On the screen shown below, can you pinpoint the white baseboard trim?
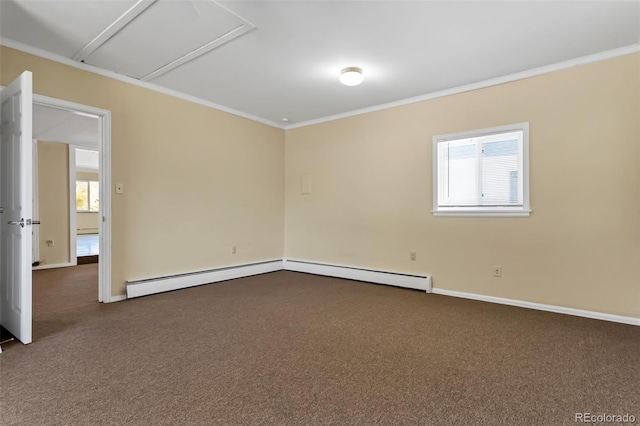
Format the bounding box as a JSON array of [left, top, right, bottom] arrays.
[[432, 288, 640, 326], [121, 257, 636, 326], [283, 259, 432, 292], [32, 262, 75, 271], [126, 259, 284, 298]]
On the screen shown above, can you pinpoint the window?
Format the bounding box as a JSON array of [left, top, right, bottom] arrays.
[[76, 181, 100, 212], [432, 122, 530, 217]]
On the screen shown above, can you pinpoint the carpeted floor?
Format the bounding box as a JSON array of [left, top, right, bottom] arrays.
[[0, 264, 99, 347], [0, 268, 638, 425]]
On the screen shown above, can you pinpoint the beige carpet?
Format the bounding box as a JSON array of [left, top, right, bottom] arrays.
[[1, 268, 638, 425]]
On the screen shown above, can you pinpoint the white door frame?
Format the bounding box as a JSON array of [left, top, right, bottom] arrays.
[[32, 95, 113, 303], [68, 146, 78, 268], [32, 139, 40, 265]]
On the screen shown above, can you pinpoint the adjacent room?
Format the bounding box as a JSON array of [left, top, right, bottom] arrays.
[[0, 1, 638, 425], [75, 149, 101, 262], [28, 105, 102, 319]]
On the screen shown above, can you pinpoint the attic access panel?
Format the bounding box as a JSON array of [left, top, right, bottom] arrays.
[[82, 0, 254, 81], [0, 0, 139, 58]]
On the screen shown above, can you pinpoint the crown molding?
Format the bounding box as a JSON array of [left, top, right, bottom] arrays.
[[286, 43, 640, 130], [3, 38, 638, 132]]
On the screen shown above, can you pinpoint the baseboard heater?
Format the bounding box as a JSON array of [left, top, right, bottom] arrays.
[[126, 259, 284, 298], [283, 259, 432, 293]]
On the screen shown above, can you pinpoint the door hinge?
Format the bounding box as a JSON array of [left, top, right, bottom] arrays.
[[0, 207, 3, 214]]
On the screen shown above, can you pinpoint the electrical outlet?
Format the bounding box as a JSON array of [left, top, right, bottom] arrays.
[[115, 183, 124, 194], [493, 266, 502, 277], [410, 251, 417, 261], [232, 245, 237, 255]]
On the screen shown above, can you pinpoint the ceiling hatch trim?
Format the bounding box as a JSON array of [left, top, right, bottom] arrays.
[[141, 23, 253, 82], [72, 0, 157, 63], [71, 0, 256, 82], [1, 37, 280, 129]]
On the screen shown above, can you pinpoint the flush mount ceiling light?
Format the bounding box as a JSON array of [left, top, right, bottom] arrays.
[[339, 67, 364, 86]]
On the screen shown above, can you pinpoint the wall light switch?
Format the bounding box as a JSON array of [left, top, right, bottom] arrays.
[[115, 183, 124, 194]]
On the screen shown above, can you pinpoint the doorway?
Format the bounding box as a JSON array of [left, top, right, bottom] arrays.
[[31, 95, 112, 304], [0, 78, 113, 351]]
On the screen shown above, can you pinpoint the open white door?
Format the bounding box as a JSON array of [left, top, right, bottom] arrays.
[[0, 71, 33, 346]]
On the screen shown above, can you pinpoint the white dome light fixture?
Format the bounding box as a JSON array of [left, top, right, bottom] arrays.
[[339, 67, 364, 86]]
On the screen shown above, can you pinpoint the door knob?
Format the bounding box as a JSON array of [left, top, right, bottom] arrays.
[[8, 218, 24, 228]]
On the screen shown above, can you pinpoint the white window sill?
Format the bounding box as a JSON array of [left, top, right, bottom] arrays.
[[432, 209, 532, 217]]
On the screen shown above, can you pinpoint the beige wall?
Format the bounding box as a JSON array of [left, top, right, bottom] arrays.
[[1, 46, 285, 296], [4, 45, 638, 318], [76, 171, 98, 180], [285, 54, 640, 318], [76, 171, 99, 234], [37, 142, 70, 265]]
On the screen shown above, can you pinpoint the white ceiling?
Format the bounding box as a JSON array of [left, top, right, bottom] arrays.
[[33, 104, 99, 150], [2, 1, 639, 128], [76, 148, 100, 172]]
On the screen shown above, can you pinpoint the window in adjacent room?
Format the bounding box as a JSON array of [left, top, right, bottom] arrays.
[[76, 180, 100, 212], [432, 122, 530, 217]]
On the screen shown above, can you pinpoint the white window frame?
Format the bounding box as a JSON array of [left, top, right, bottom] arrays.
[[76, 179, 100, 213], [432, 122, 531, 217]]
